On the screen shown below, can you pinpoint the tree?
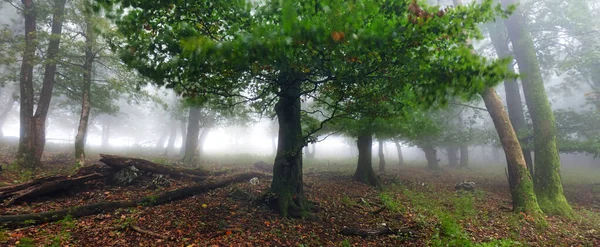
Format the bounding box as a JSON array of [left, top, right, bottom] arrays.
[[16, 0, 68, 169], [502, 0, 573, 217], [98, 0, 512, 217]]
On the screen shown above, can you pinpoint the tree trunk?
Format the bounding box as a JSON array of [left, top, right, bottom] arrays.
[[480, 87, 544, 222], [354, 134, 379, 186], [459, 145, 469, 168], [17, 0, 67, 169], [179, 119, 187, 157], [502, 0, 573, 217], [421, 146, 439, 170], [447, 146, 459, 168], [304, 143, 315, 160], [271, 75, 307, 218], [0, 97, 15, 138], [75, 12, 94, 166], [155, 127, 168, 150], [101, 117, 110, 148], [164, 121, 177, 155], [378, 140, 385, 172], [394, 140, 404, 166], [488, 18, 534, 177], [182, 107, 200, 165], [196, 127, 210, 163], [99, 154, 213, 179], [16, 0, 37, 169]]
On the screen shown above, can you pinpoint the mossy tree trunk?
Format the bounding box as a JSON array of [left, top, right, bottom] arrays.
[[421, 145, 439, 170], [354, 134, 379, 187], [378, 140, 385, 173], [480, 87, 545, 222], [182, 107, 200, 165], [502, 0, 573, 217], [393, 140, 404, 166], [488, 19, 534, 177], [271, 74, 307, 218]]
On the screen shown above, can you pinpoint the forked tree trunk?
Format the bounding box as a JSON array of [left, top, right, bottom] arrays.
[[354, 134, 379, 186], [488, 19, 534, 177], [164, 121, 177, 155], [271, 75, 306, 218], [17, 0, 68, 169], [393, 140, 404, 166], [480, 87, 544, 222], [182, 107, 200, 165], [378, 140, 385, 172], [503, 0, 573, 217], [447, 146, 459, 168], [421, 146, 439, 170], [75, 12, 95, 166]]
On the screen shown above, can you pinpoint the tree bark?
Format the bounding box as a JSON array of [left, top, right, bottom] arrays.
[[164, 120, 177, 155], [488, 19, 534, 177], [271, 74, 307, 218], [0, 172, 268, 229], [447, 146, 459, 168], [75, 11, 95, 166], [353, 134, 379, 187], [502, 0, 573, 217], [378, 140, 385, 172], [182, 107, 200, 165], [421, 145, 439, 170], [17, 0, 68, 169], [480, 87, 544, 222], [394, 140, 404, 166], [16, 0, 37, 169]]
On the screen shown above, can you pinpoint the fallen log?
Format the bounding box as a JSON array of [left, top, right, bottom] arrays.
[[0, 172, 268, 229], [99, 154, 213, 179], [2, 173, 103, 206], [340, 227, 394, 237], [0, 175, 64, 194]]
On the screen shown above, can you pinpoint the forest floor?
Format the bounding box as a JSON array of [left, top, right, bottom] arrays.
[[0, 153, 599, 246]]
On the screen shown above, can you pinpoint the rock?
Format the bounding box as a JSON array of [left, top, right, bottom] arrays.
[[455, 180, 475, 191], [249, 177, 259, 185], [253, 161, 272, 173], [146, 174, 171, 189], [110, 166, 141, 186]]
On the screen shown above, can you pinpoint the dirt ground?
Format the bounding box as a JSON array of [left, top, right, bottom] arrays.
[[0, 154, 599, 246]]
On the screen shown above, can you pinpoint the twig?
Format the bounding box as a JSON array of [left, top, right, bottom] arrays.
[[130, 224, 174, 241]]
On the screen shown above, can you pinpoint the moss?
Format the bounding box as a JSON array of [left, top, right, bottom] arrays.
[[511, 164, 547, 226]]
